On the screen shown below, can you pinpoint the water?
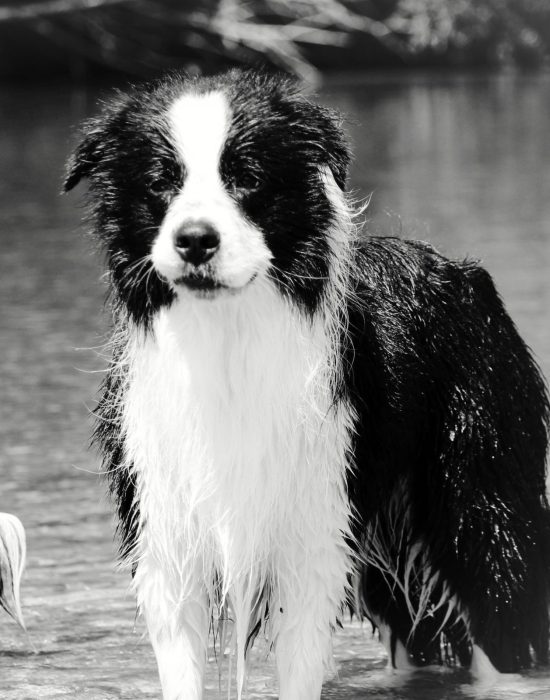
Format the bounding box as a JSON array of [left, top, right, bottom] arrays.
[[1, 74, 549, 699]]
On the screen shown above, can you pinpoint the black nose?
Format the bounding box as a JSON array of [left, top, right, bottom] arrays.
[[174, 220, 220, 266]]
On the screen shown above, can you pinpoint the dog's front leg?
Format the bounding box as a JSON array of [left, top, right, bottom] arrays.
[[135, 550, 209, 700], [274, 537, 349, 700]]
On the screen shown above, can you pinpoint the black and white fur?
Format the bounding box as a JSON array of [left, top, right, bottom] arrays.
[[65, 70, 550, 699]]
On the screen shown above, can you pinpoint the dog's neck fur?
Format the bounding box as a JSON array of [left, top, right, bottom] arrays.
[[121, 266, 354, 688]]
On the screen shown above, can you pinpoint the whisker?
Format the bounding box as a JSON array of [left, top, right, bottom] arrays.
[[117, 255, 153, 287], [144, 265, 157, 302], [135, 260, 155, 289]]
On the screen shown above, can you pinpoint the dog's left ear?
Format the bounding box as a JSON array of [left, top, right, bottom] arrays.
[[288, 98, 351, 191], [316, 107, 351, 191]]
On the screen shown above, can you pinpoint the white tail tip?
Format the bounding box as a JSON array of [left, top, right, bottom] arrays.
[[0, 512, 26, 629]]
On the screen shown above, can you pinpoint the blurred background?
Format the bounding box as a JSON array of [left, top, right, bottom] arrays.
[[1, 1, 550, 698], [2, 0, 550, 81]]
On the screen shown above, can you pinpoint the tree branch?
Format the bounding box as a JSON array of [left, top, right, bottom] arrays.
[[0, 0, 131, 22]]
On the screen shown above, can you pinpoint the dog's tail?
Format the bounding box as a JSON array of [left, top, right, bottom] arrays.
[[0, 512, 26, 628]]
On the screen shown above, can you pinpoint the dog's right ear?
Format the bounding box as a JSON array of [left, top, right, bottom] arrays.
[[64, 119, 105, 192], [64, 91, 132, 192]]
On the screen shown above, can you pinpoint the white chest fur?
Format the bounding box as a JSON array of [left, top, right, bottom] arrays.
[[121, 281, 354, 612]]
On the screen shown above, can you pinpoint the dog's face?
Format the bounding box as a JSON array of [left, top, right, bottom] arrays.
[[65, 71, 350, 324]]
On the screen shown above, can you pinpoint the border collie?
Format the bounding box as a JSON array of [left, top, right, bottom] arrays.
[[65, 70, 550, 699]]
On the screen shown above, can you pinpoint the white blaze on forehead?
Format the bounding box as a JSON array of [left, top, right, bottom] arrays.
[[168, 90, 230, 178], [153, 88, 272, 290]]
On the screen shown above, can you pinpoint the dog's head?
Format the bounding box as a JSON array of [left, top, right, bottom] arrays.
[[65, 70, 351, 323]]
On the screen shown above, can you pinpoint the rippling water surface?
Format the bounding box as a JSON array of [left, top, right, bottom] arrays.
[[1, 74, 550, 698]]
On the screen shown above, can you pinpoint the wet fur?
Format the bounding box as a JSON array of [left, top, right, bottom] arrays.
[[66, 69, 550, 698]]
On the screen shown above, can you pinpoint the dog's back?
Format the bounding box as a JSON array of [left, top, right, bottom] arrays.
[[347, 237, 550, 671]]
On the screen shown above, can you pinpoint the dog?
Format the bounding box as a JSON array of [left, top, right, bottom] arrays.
[[65, 69, 550, 699]]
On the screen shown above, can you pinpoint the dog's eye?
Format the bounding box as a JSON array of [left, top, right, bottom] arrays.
[[234, 172, 262, 193], [148, 178, 173, 197], [149, 179, 164, 193]]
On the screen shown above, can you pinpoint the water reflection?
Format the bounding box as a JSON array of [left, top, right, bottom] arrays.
[[1, 74, 549, 698]]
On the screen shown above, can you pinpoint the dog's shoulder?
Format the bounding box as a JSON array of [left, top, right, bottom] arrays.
[[349, 235, 510, 335], [352, 235, 493, 299], [346, 234, 547, 415]]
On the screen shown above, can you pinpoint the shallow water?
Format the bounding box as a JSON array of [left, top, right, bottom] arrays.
[[1, 74, 549, 698]]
